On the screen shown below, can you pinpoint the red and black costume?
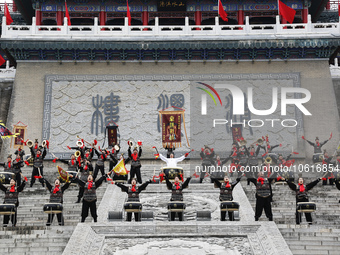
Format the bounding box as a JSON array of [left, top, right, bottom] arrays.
[[43, 178, 70, 226], [93, 149, 107, 180], [75, 175, 107, 222], [0, 180, 26, 226], [214, 178, 240, 221], [30, 147, 47, 187], [128, 147, 142, 184], [115, 180, 151, 221], [12, 157, 25, 186], [286, 178, 320, 224], [199, 147, 215, 183], [305, 139, 328, 154], [76, 160, 94, 203], [248, 176, 276, 221], [165, 175, 191, 221]]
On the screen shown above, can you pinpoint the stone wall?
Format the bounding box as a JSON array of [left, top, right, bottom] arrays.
[[1, 60, 339, 160], [0, 81, 13, 155]]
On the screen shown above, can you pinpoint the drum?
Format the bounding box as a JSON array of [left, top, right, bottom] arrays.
[[297, 202, 316, 213], [312, 153, 323, 163], [0, 204, 16, 215], [220, 201, 240, 212], [167, 201, 186, 212], [0, 172, 14, 184], [43, 203, 63, 214], [210, 171, 225, 183], [124, 202, 142, 212], [162, 167, 184, 181], [112, 173, 128, 183]]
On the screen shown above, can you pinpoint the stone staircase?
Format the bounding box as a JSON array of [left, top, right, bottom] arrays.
[[242, 179, 340, 255], [0, 166, 107, 255]]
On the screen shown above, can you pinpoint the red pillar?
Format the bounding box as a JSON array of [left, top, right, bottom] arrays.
[[100, 10, 106, 25], [195, 10, 201, 30], [142, 10, 149, 26], [36, 9, 42, 25], [302, 8, 308, 23], [238, 10, 244, 25], [57, 10, 63, 25], [326, 1, 330, 10], [195, 10, 201, 25]]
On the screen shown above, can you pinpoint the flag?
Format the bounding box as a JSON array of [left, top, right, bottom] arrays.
[[218, 0, 228, 22], [0, 55, 5, 66], [0, 122, 16, 138], [112, 158, 128, 175], [65, 1, 71, 26], [278, 0, 296, 24], [4, 3, 13, 25], [127, 0, 131, 26], [57, 165, 69, 182]]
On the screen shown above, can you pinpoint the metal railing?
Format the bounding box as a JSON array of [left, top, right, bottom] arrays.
[[2, 14, 340, 40]]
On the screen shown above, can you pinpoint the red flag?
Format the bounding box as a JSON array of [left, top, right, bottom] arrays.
[[0, 55, 5, 66], [4, 3, 13, 25], [218, 0, 228, 22], [279, 0, 296, 24], [65, 1, 71, 26], [127, 0, 131, 26]]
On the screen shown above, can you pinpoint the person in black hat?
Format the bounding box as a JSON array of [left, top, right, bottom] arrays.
[[128, 143, 143, 184], [14, 145, 25, 160], [114, 177, 152, 221], [248, 171, 279, 221], [12, 154, 27, 186], [75, 171, 112, 223], [302, 135, 330, 154], [42, 177, 71, 226], [199, 146, 215, 183], [30, 145, 47, 187], [165, 173, 192, 221], [0, 154, 13, 172], [284, 176, 321, 224], [0, 177, 26, 227], [214, 175, 241, 221], [92, 146, 108, 181]]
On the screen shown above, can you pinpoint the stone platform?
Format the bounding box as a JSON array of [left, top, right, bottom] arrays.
[[63, 182, 292, 255]]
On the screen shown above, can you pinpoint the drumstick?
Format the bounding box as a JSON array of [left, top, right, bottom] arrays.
[[152, 146, 159, 154]]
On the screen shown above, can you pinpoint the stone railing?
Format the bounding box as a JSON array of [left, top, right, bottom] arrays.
[[0, 61, 16, 81], [330, 58, 340, 78], [2, 14, 340, 40]]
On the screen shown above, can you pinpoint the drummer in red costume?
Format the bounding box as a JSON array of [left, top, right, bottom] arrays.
[[114, 178, 152, 221], [42, 177, 71, 226], [0, 177, 26, 227], [285, 177, 321, 224]]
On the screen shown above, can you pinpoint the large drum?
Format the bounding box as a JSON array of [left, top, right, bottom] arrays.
[[112, 173, 128, 183], [124, 202, 142, 212], [0, 204, 16, 215], [312, 153, 323, 164], [0, 172, 14, 184], [167, 201, 186, 212], [43, 203, 63, 214], [162, 167, 183, 181], [220, 201, 240, 212], [297, 202, 316, 213]]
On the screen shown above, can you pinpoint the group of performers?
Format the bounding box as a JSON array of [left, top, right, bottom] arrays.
[[0, 133, 339, 226]]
